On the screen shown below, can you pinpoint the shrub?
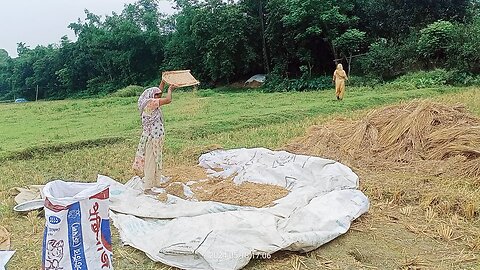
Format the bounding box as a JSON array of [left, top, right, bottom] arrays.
[[110, 85, 145, 97], [389, 69, 449, 88], [264, 75, 333, 92], [417, 20, 454, 64]]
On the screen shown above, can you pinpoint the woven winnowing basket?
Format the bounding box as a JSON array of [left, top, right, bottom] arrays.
[[162, 70, 200, 87]]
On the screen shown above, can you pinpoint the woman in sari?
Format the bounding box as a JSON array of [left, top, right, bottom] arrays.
[[132, 80, 176, 193], [333, 63, 348, 100]]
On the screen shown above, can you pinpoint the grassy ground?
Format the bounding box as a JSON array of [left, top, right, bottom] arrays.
[[0, 85, 468, 160], [0, 86, 479, 269]]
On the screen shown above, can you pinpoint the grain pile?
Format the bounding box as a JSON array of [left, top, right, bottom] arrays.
[[163, 165, 209, 184], [164, 182, 187, 199], [287, 100, 480, 178], [191, 179, 289, 208], [0, 226, 10, 250], [160, 166, 289, 207]]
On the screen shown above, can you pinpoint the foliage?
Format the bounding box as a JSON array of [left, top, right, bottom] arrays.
[[265, 0, 359, 75], [353, 0, 469, 38], [110, 85, 145, 97], [447, 15, 480, 74], [333, 29, 367, 57], [0, 85, 470, 160], [264, 76, 327, 92], [417, 20, 455, 66], [0, 0, 478, 99], [346, 75, 381, 87], [389, 69, 450, 89], [355, 35, 419, 80], [164, 0, 260, 83]]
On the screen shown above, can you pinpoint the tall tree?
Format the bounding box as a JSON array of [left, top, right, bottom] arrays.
[[354, 0, 470, 39], [0, 49, 13, 99], [165, 0, 260, 83], [265, 0, 359, 75]]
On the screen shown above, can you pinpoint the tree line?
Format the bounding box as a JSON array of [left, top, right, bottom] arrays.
[[1, 0, 479, 100]]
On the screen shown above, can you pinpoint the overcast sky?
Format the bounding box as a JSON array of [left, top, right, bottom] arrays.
[[0, 0, 174, 58]]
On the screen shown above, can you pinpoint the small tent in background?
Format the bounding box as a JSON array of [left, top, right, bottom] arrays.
[[245, 74, 266, 88]]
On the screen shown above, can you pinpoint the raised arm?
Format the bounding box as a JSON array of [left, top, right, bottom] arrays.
[[159, 84, 176, 106], [159, 80, 165, 91]]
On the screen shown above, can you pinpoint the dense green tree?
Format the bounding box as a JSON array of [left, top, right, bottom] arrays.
[[0, 50, 13, 99], [264, 0, 363, 76], [354, 0, 470, 39], [448, 15, 480, 74], [417, 20, 455, 67], [0, 0, 478, 99], [164, 0, 260, 83], [333, 29, 366, 75]]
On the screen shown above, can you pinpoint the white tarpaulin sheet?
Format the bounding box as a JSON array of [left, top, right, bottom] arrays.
[[101, 148, 369, 270], [0, 251, 15, 270]]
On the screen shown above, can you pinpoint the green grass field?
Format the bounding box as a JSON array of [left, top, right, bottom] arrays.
[[0, 85, 479, 269], [0, 85, 472, 160]]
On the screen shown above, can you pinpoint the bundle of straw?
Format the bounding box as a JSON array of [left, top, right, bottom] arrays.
[[287, 100, 480, 177]]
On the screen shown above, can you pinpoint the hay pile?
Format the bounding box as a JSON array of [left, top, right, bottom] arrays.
[[287, 101, 480, 178]]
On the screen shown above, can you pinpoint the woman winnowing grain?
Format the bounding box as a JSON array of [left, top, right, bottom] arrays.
[[132, 80, 177, 194], [333, 63, 348, 100]]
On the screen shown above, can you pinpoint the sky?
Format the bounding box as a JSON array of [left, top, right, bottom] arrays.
[[0, 0, 174, 58]]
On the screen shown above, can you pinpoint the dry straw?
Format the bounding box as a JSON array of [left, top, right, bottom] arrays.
[[286, 100, 480, 220], [436, 223, 454, 241], [287, 100, 480, 178]]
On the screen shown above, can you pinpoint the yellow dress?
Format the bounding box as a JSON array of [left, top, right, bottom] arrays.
[[333, 66, 348, 100]]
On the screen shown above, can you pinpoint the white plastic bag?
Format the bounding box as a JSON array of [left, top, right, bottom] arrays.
[[42, 180, 113, 270]]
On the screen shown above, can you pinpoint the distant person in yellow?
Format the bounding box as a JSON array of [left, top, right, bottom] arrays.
[[333, 63, 348, 100], [132, 80, 176, 194]]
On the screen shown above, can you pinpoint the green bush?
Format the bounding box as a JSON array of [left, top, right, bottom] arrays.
[[417, 20, 455, 62], [445, 70, 480, 85], [69, 89, 111, 99], [263, 69, 479, 93], [286, 76, 333, 91], [264, 75, 383, 92], [388, 69, 450, 88], [264, 75, 333, 92], [447, 17, 480, 74], [263, 72, 289, 92], [110, 85, 145, 97], [356, 34, 419, 80]]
